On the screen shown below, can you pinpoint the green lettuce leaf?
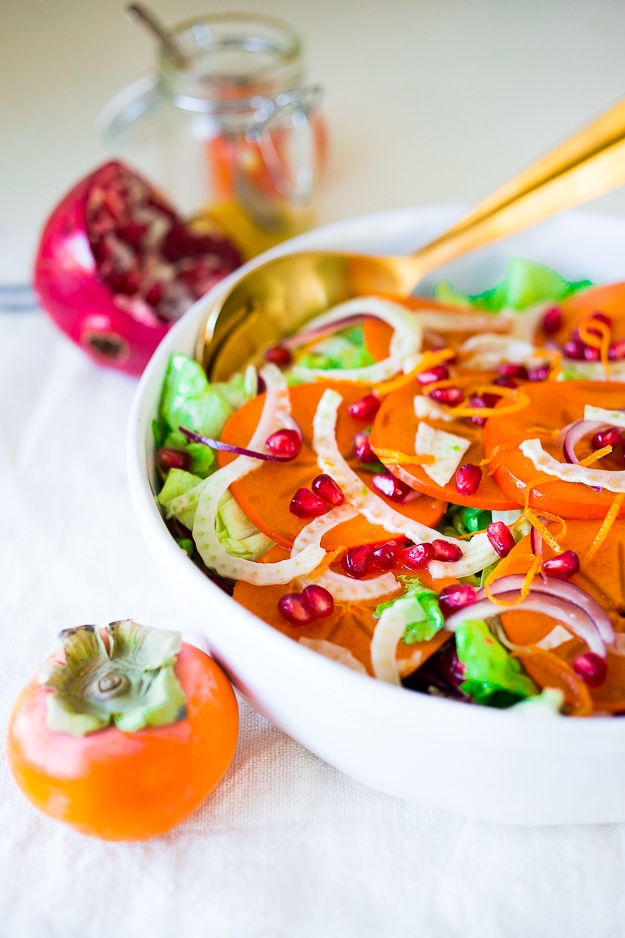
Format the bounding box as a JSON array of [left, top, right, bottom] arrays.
[[375, 575, 444, 644], [455, 618, 538, 706], [434, 258, 592, 312]]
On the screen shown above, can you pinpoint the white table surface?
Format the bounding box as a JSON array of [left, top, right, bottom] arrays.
[[3, 1, 625, 936]]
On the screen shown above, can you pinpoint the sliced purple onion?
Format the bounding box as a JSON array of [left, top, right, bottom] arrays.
[[477, 574, 614, 646], [179, 425, 301, 462], [445, 591, 606, 658], [562, 419, 606, 465], [281, 314, 374, 350]]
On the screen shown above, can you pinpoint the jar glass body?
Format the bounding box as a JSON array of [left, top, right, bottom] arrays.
[[99, 14, 327, 254]]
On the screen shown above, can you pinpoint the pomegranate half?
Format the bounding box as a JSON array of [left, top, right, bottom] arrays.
[[34, 161, 242, 376]]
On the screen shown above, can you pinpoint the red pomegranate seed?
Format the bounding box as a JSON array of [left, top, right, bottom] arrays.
[[431, 540, 463, 563], [290, 488, 328, 518], [371, 473, 411, 502], [416, 364, 450, 385], [277, 592, 314, 626], [302, 584, 334, 618], [589, 312, 612, 328], [370, 541, 399, 571], [429, 386, 464, 405], [563, 339, 586, 360], [347, 393, 380, 421], [498, 362, 528, 380], [583, 345, 600, 362], [528, 364, 550, 382], [312, 473, 344, 506], [155, 447, 191, 472], [353, 431, 377, 463], [265, 429, 302, 459], [455, 463, 482, 496], [572, 652, 607, 688], [438, 583, 477, 617], [486, 520, 515, 558], [541, 305, 563, 335], [609, 339, 625, 361], [493, 374, 517, 389], [401, 542, 435, 569], [341, 544, 374, 578], [264, 344, 292, 366], [592, 426, 623, 450], [541, 550, 580, 580]]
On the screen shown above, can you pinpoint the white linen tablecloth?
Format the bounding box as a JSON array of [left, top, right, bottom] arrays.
[[1, 287, 625, 938]]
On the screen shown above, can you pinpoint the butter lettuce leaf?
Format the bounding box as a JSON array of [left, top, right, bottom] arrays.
[[455, 618, 538, 706]]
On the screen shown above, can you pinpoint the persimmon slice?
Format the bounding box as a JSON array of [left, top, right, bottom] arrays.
[[218, 380, 446, 548], [368, 380, 518, 510], [233, 545, 455, 677], [483, 380, 625, 519]]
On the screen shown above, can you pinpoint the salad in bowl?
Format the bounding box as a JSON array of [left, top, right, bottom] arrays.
[[128, 206, 625, 824]]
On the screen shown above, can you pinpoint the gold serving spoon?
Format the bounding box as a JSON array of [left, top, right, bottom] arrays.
[[199, 96, 625, 380]]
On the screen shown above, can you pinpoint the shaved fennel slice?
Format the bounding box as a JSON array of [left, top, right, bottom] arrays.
[[520, 438, 625, 492], [584, 405, 625, 429], [192, 365, 324, 583], [298, 638, 368, 673], [370, 598, 416, 684], [290, 296, 423, 383], [313, 388, 497, 576], [292, 504, 400, 600]]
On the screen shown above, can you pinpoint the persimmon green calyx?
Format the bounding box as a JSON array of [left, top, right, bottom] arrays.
[[39, 620, 187, 737]]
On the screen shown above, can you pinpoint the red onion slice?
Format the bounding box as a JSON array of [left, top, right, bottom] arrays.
[[445, 591, 606, 658], [477, 574, 614, 645], [281, 314, 373, 350], [562, 419, 606, 465], [179, 425, 301, 462]]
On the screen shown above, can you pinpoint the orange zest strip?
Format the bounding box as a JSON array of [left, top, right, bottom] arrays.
[[305, 546, 346, 581], [418, 380, 531, 419], [373, 348, 455, 398], [483, 552, 541, 606], [523, 508, 565, 553], [584, 492, 625, 564], [372, 447, 435, 466], [578, 444, 613, 467], [577, 316, 611, 381]]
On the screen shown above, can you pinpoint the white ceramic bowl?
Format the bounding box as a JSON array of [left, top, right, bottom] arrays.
[[128, 205, 625, 826]]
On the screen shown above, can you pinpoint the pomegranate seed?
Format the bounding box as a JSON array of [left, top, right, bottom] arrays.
[[493, 374, 517, 389], [541, 550, 580, 580], [528, 364, 550, 382], [353, 431, 377, 463], [486, 520, 515, 558], [608, 339, 625, 361], [347, 393, 380, 421], [583, 345, 600, 362], [370, 541, 399, 571], [438, 583, 477, 617], [455, 463, 482, 496], [563, 339, 586, 360], [341, 544, 373, 578], [429, 386, 464, 405], [371, 473, 411, 502], [541, 305, 563, 335], [498, 362, 528, 380], [302, 584, 334, 618], [592, 426, 623, 450], [572, 652, 607, 688], [469, 393, 500, 426], [401, 542, 435, 569], [290, 488, 328, 518], [416, 364, 450, 385], [264, 344, 292, 366], [431, 540, 463, 563], [145, 282, 163, 305], [265, 429, 302, 459], [312, 473, 344, 506], [277, 592, 314, 626], [155, 447, 191, 472]]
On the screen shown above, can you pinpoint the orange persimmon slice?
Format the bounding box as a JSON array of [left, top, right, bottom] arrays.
[[218, 380, 446, 549], [369, 379, 518, 510], [483, 380, 625, 519]]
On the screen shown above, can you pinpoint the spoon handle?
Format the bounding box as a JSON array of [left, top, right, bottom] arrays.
[[411, 98, 625, 279]]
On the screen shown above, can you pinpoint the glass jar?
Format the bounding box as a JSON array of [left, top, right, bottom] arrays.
[[97, 13, 327, 257]]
